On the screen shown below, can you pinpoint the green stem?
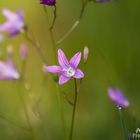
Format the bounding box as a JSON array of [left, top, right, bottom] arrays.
[[24, 29, 47, 63], [43, 6, 66, 139], [56, 0, 88, 46], [0, 114, 30, 132], [18, 85, 35, 139], [50, 30, 57, 64], [16, 60, 35, 139], [69, 79, 78, 140], [56, 84, 67, 139], [50, 5, 57, 30], [118, 107, 128, 140]]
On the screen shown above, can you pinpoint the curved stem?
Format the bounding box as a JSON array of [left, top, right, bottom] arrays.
[[50, 5, 57, 30], [16, 60, 35, 140], [0, 114, 30, 132], [69, 79, 78, 140], [56, 0, 88, 46], [24, 29, 47, 64], [56, 84, 67, 139]]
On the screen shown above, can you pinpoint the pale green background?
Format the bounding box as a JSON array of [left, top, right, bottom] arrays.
[[0, 0, 140, 140]]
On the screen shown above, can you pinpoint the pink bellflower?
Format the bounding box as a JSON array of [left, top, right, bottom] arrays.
[[0, 46, 20, 80], [108, 88, 130, 108], [44, 49, 84, 85], [0, 8, 25, 37]]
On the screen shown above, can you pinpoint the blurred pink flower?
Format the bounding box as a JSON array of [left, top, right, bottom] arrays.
[[0, 8, 25, 37], [0, 46, 20, 80], [108, 88, 129, 108]]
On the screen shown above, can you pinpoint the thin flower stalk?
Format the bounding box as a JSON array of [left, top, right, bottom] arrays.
[[56, 0, 89, 46], [42, 8, 67, 139], [69, 79, 78, 140], [0, 113, 30, 132], [118, 108, 128, 140], [15, 58, 35, 140], [50, 5, 57, 30], [108, 88, 129, 140]]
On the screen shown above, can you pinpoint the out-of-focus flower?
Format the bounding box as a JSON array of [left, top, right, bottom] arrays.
[[44, 49, 84, 85], [0, 46, 20, 80], [83, 46, 89, 63], [0, 8, 25, 37], [20, 44, 28, 60], [107, 88, 130, 108], [40, 0, 56, 6]]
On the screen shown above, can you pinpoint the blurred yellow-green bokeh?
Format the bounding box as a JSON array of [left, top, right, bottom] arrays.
[[0, 0, 140, 140]]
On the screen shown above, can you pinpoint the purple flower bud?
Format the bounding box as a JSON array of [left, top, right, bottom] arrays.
[[83, 46, 89, 63], [20, 44, 28, 60], [108, 88, 130, 108], [40, 0, 56, 6], [0, 8, 25, 37]]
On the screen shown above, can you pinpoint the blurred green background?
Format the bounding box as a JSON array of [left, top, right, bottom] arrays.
[[0, 0, 140, 140]]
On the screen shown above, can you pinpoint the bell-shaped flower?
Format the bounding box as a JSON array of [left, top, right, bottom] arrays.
[[0, 8, 25, 37], [108, 88, 129, 108], [0, 46, 20, 80], [44, 49, 84, 85]]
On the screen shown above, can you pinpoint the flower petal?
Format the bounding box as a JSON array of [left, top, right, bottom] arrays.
[[108, 88, 129, 108], [0, 22, 20, 37], [0, 61, 20, 80], [17, 10, 24, 20], [0, 22, 11, 32], [2, 9, 17, 21], [73, 69, 84, 79], [70, 52, 81, 68], [43, 65, 61, 74], [59, 75, 70, 85], [58, 49, 69, 68]]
